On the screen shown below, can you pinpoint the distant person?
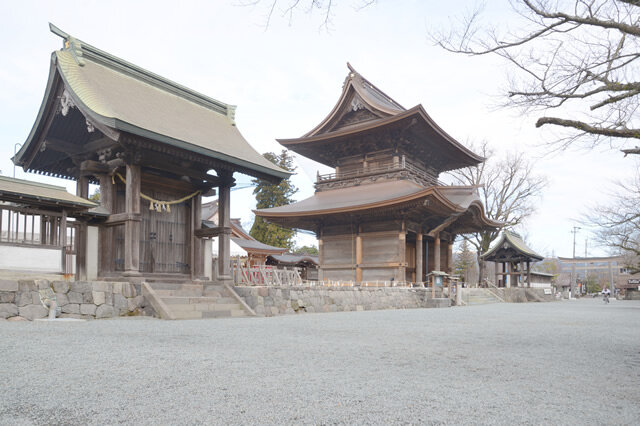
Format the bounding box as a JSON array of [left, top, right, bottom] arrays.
[[602, 287, 610, 304]]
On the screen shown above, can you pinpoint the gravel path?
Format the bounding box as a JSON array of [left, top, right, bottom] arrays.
[[1, 298, 639, 425]]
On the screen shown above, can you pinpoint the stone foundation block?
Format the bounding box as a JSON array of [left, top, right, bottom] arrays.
[[52, 281, 69, 294], [35, 279, 50, 290], [92, 291, 105, 306], [80, 304, 97, 316], [18, 280, 36, 292], [112, 282, 122, 294], [62, 304, 80, 314], [96, 304, 115, 318], [113, 294, 127, 311], [0, 303, 19, 319], [55, 293, 69, 307], [68, 292, 83, 304], [0, 280, 18, 292], [92, 282, 110, 292], [83, 292, 94, 303], [121, 283, 136, 298], [71, 281, 92, 293], [0, 292, 15, 303], [19, 304, 48, 320]]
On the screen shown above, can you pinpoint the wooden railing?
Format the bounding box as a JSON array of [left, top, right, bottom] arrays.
[[231, 262, 303, 286], [316, 159, 443, 186]]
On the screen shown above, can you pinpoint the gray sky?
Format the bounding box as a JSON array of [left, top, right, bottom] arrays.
[[1, 0, 636, 257]]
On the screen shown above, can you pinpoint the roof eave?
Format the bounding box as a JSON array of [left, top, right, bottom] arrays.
[[14, 53, 61, 170]]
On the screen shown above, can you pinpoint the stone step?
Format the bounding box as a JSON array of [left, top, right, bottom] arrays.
[[154, 289, 204, 297], [202, 310, 246, 318], [148, 282, 204, 291], [173, 311, 204, 320], [168, 302, 244, 313], [161, 296, 237, 305]]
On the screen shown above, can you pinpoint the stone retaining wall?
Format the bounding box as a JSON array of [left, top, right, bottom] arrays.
[[0, 279, 148, 321], [501, 288, 556, 303], [233, 286, 445, 317]]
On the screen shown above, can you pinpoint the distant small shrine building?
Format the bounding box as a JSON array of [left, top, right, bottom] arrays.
[[12, 24, 288, 282], [255, 65, 499, 284], [481, 231, 544, 288]]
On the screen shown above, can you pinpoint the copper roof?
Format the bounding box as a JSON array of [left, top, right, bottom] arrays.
[[482, 231, 544, 262], [277, 64, 483, 171], [254, 180, 500, 232]]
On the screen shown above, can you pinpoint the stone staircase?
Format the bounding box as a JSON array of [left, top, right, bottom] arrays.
[[462, 288, 504, 306], [143, 281, 253, 320]]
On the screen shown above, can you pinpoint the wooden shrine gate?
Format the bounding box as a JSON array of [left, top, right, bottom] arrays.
[[112, 181, 191, 274]]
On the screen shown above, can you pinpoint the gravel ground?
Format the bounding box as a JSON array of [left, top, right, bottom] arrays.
[[1, 298, 639, 425]]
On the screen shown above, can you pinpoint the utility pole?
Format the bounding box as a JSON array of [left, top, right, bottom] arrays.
[[571, 226, 581, 298]]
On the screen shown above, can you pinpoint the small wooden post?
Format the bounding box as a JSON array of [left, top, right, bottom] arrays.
[[76, 176, 89, 199], [434, 233, 441, 272], [99, 173, 114, 276], [447, 239, 454, 274], [192, 193, 204, 279], [60, 211, 67, 272], [398, 220, 406, 282], [355, 224, 363, 284], [217, 172, 233, 280], [124, 164, 141, 275], [318, 226, 324, 282], [416, 232, 423, 285]]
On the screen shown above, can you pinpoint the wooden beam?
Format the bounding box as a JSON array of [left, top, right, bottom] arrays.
[[43, 138, 82, 155], [194, 226, 232, 238], [426, 213, 462, 238]]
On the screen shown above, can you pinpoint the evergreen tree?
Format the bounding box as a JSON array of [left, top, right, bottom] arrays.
[[453, 239, 475, 285], [250, 150, 298, 249]]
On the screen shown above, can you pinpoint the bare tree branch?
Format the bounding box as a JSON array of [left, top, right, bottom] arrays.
[[432, 0, 640, 151], [448, 141, 548, 284]]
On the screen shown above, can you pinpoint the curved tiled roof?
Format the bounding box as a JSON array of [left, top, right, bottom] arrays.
[[15, 24, 289, 181], [482, 231, 544, 262]]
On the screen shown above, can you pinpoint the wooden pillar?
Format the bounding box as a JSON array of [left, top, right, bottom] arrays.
[[217, 172, 233, 280], [124, 164, 141, 275], [76, 176, 89, 199], [397, 220, 406, 283], [40, 216, 47, 245], [495, 262, 500, 288], [192, 193, 204, 279], [447, 239, 454, 274], [75, 221, 87, 280], [98, 174, 114, 275], [318, 230, 324, 282], [60, 211, 67, 273], [416, 232, 423, 285], [49, 216, 57, 245], [506, 262, 512, 288], [527, 261, 531, 288], [434, 233, 441, 272], [355, 224, 363, 284]]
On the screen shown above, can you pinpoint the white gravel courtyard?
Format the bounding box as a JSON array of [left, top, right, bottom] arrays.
[[1, 298, 639, 425]]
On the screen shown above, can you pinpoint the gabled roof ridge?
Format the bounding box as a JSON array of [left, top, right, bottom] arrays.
[[346, 62, 406, 112], [49, 23, 234, 118]]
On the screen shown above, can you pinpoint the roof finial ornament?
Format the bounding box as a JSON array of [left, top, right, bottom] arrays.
[[49, 23, 85, 66]]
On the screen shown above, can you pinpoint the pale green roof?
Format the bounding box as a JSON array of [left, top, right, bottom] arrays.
[[16, 24, 289, 181], [481, 230, 544, 262], [0, 176, 97, 209]]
